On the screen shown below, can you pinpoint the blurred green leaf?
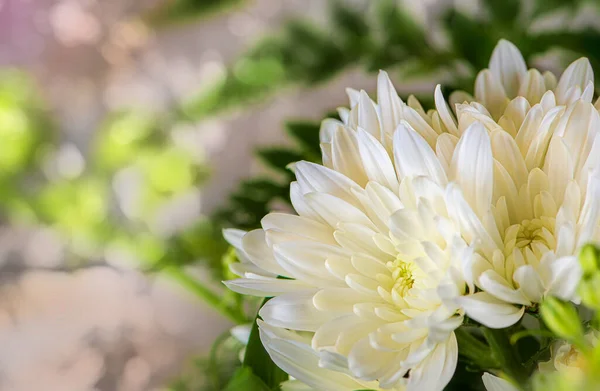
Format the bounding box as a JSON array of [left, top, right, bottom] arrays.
[[224, 367, 271, 391], [147, 0, 246, 26], [242, 298, 288, 389], [257, 148, 303, 176], [443, 10, 498, 71], [482, 0, 521, 26], [284, 120, 321, 160]]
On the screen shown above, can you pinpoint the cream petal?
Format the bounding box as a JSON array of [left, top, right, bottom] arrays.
[[313, 288, 372, 314], [542, 255, 582, 301], [330, 125, 369, 185], [445, 184, 502, 254], [450, 122, 494, 218], [261, 213, 336, 245], [305, 192, 374, 229], [377, 71, 404, 142], [515, 104, 544, 156], [489, 39, 527, 98], [407, 333, 457, 391], [459, 292, 525, 328], [243, 229, 289, 276], [475, 69, 509, 120], [224, 277, 313, 296], [434, 84, 459, 136], [273, 240, 348, 286], [259, 321, 373, 391], [290, 182, 324, 223], [544, 137, 574, 207], [491, 129, 529, 188], [295, 161, 362, 206], [518, 69, 547, 105], [482, 373, 519, 391], [334, 223, 391, 259], [393, 121, 448, 185], [578, 168, 600, 245], [436, 133, 459, 173], [260, 292, 332, 332], [555, 57, 594, 105], [357, 128, 399, 191], [513, 265, 545, 303], [478, 270, 531, 305]]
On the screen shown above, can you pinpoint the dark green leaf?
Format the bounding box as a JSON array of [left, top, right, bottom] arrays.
[[482, 0, 521, 25], [243, 298, 288, 389], [285, 120, 322, 160], [257, 148, 303, 175], [443, 10, 498, 71], [224, 367, 271, 391]]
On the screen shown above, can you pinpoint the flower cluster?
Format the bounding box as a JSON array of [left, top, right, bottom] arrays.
[[224, 40, 600, 391]]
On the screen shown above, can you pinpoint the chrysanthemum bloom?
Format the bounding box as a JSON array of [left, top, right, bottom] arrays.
[[224, 39, 599, 390]]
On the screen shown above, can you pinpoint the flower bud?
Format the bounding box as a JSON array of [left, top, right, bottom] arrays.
[[541, 297, 584, 344]]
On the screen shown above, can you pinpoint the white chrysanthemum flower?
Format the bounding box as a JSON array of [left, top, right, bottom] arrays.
[[224, 38, 600, 390], [447, 40, 598, 327]]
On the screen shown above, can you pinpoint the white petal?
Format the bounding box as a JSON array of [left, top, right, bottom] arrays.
[[393, 121, 448, 185], [482, 373, 519, 391], [434, 84, 459, 136], [489, 39, 527, 98], [475, 69, 509, 120], [357, 128, 399, 191], [243, 229, 289, 276], [543, 255, 582, 301], [305, 192, 374, 229], [260, 292, 332, 332], [518, 69, 547, 105], [261, 213, 335, 245], [445, 184, 502, 254], [295, 161, 362, 207], [450, 122, 494, 218], [478, 270, 531, 305], [555, 57, 594, 105], [330, 126, 369, 186], [259, 321, 372, 391], [459, 292, 524, 328], [407, 333, 458, 391], [377, 70, 404, 142], [513, 265, 544, 303], [357, 90, 381, 139], [224, 277, 313, 296]]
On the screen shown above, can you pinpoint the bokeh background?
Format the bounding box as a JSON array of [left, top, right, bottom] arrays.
[[1, 0, 600, 390]]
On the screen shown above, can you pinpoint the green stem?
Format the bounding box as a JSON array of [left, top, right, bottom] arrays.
[[455, 328, 500, 369], [483, 327, 529, 388], [162, 265, 246, 324]]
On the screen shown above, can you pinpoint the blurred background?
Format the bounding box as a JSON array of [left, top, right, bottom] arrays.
[[1, 0, 600, 390]]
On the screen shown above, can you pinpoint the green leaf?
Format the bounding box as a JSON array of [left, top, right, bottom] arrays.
[[482, 0, 521, 25], [223, 367, 271, 391], [257, 148, 303, 175], [243, 298, 288, 389], [444, 10, 498, 71], [284, 120, 321, 160], [147, 0, 246, 26]]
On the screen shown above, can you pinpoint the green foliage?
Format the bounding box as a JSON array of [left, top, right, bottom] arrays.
[[213, 117, 323, 230], [147, 0, 246, 26], [240, 301, 288, 389], [223, 367, 271, 391]]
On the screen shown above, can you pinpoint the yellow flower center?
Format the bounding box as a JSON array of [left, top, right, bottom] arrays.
[[387, 258, 415, 296], [504, 217, 556, 262]]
